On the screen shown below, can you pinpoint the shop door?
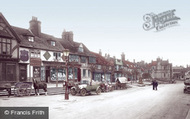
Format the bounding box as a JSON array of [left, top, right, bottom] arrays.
[[46, 68, 50, 83], [19, 64, 27, 82]]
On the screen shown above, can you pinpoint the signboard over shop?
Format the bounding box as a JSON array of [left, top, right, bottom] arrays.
[[30, 58, 41, 66]]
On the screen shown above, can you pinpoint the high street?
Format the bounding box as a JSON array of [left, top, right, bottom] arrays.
[[1, 81, 190, 119]]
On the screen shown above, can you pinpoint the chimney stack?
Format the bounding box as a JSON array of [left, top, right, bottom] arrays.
[[62, 30, 73, 42], [29, 16, 41, 37], [121, 52, 125, 61], [99, 49, 102, 56]]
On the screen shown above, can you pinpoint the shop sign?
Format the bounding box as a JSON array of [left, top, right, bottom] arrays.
[[19, 48, 29, 63], [30, 58, 41, 66]]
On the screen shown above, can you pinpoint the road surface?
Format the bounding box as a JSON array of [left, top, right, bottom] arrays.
[[1, 81, 190, 119]]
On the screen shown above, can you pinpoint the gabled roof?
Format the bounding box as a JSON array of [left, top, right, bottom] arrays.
[[91, 52, 114, 66], [123, 60, 135, 69], [12, 26, 64, 51], [58, 38, 95, 57], [0, 13, 21, 42]]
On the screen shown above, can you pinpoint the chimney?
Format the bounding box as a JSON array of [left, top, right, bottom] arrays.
[[62, 30, 73, 42], [121, 52, 125, 61], [108, 54, 110, 58], [99, 49, 102, 56], [113, 56, 116, 60], [105, 53, 107, 58], [29, 16, 41, 37], [133, 59, 135, 63]]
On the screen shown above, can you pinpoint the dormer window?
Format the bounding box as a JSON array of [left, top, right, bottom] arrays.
[[78, 44, 84, 52], [28, 36, 34, 42], [51, 41, 56, 46]]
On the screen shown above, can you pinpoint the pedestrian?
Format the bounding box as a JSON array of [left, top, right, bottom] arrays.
[[155, 80, 158, 90], [152, 80, 158, 90], [152, 80, 155, 90]]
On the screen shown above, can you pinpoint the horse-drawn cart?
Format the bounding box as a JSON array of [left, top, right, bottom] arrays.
[[0, 82, 11, 97], [184, 79, 190, 94], [115, 77, 128, 90], [14, 82, 32, 96]]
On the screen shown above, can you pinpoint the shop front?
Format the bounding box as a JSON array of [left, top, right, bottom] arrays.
[[42, 61, 81, 83]]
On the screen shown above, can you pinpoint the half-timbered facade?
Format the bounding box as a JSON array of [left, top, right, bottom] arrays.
[[0, 13, 21, 84]]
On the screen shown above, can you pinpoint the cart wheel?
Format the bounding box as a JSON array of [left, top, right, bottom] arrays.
[[96, 87, 101, 95], [25, 88, 31, 96], [80, 89, 86, 96], [16, 88, 24, 97], [71, 88, 77, 96]]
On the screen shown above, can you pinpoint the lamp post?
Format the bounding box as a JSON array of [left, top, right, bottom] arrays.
[[63, 49, 70, 100]]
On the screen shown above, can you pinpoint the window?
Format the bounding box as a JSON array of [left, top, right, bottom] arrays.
[[31, 50, 40, 58], [83, 69, 86, 77], [88, 70, 91, 78], [81, 56, 86, 63], [28, 36, 34, 42], [74, 68, 78, 79], [0, 63, 16, 81], [53, 52, 61, 60], [97, 65, 101, 69], [78, 44, 84, 52], [89, 57, 96, 63], [0, 38, 11, 56], [69, 55, 79, 62], [68, 67, 73, 79], [51, 41, 56, 46]]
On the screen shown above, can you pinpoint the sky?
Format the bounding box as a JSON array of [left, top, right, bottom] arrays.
[[0, 0, 190, 67]]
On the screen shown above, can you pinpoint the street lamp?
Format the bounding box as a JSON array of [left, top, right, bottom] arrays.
[[63, 49, 70, 100]]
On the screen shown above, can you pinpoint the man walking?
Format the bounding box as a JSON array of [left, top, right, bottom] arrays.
[[152, 80, 158, 90]]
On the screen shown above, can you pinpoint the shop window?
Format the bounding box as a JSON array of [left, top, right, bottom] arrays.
[[88, 70, 91, 78], [41, 67, 45, 81], [68, 67, 73, 79], [33, 67, 40, 78], [94, 73, 101, 82], [83, 69, 86, 77], [74, 68, 78, 80], [0, 63, 16, 81], [50, 68, 66, 81]]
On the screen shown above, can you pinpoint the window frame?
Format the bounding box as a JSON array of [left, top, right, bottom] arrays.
[[0, 37, 12, 56]]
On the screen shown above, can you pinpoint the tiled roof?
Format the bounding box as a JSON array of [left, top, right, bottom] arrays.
[[58, 38, 95, 57], [12, 26, 64, 51], [0, 30, 13, 38], [123, 60, 135, 69], [91, 52, 113, 66]]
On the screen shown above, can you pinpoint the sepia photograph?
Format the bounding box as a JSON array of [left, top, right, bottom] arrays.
[[0, 0, 190, 119]]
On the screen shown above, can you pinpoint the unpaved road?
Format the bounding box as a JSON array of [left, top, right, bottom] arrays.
[[1, 81, 190, 119]]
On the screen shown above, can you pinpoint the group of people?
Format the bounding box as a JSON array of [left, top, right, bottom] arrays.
[[152, 80, 158, 90]]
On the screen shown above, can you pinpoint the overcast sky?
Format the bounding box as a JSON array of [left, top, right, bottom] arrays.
[[1, 0, 190, 67]]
